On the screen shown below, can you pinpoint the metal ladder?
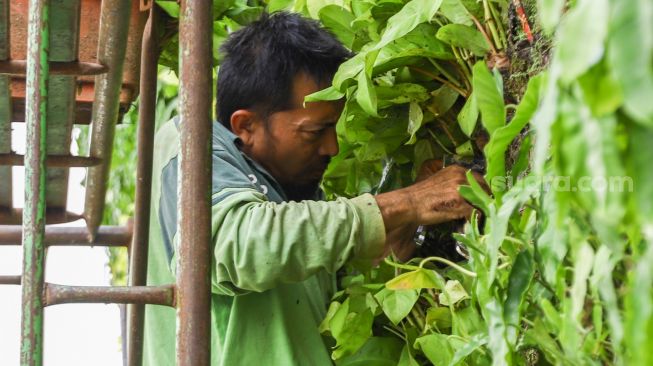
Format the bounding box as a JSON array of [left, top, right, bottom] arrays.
[[0, 1, 213, 365]]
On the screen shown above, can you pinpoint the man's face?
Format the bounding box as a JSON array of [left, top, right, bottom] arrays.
[[244, 73, 342, 200]]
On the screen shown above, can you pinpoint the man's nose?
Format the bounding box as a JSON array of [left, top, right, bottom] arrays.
[[318, 127, 339, 157]]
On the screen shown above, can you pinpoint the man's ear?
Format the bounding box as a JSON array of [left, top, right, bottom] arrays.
[[230, 109, 260, 146]]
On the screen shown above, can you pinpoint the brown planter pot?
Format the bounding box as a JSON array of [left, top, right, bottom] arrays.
[[7, 0, 146, 124]]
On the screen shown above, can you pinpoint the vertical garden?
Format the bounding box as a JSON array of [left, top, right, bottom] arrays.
[[103, 0, 653, 364]]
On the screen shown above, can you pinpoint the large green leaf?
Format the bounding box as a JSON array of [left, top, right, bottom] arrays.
[[607, 0, 653, 126], [414, 334, 454, 365], [355, 52, 380, 116], [483, 74, 542, 183], [329, 297, 375, 360], [427, 85, 459, 117], [472, 61, 505, 135], [555, 0, 609, 83], [305, 86, 346, 103], [372, 0, 444, 52], [386, 269, 446, 290], [439, 0, 474, 26], [436, 24, 490, 56], [457, 91, 479, 137], [375, 288, 420, 325], [319, 5, 356, 49], [537, 0, 566, 34], [503, 250, 534, 344]]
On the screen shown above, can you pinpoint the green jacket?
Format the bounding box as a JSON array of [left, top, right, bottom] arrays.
[[143, 119, 386, 365]]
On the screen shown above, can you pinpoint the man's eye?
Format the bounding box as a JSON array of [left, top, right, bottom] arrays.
[[305, 129, 323, 136]]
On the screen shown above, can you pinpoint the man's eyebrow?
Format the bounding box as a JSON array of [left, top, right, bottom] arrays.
[[299, 118, 337, 129]]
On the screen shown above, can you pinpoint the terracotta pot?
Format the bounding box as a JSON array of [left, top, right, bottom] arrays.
[[7, 0, 146, 124]]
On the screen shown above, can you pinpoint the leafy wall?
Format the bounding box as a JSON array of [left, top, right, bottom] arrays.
[[98, 0, 653, 364]]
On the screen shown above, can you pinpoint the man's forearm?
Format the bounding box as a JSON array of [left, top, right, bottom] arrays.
[[374, 189, 417, 233]]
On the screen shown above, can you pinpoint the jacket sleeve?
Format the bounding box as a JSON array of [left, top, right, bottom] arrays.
[[201, 189, 386, 296]]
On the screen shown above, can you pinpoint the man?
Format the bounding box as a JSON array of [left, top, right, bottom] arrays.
[[144, 12, 476, 365]]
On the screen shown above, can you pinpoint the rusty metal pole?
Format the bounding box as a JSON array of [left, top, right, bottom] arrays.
[[0, 225, 132, 246], [45, 283, 176, 307], [19, 0, 49, 364], [176, 0, 213, 365], [83, 0, 131, 239], [126, 5, 159, 366]]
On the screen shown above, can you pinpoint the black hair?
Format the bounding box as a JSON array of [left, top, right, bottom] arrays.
[[216, 12, 352, 129]]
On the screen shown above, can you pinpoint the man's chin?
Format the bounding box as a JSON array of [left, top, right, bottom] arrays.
[[282, 180, 321, 201]]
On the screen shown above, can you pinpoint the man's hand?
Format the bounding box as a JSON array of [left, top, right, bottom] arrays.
[[374, 163, 486, 260]]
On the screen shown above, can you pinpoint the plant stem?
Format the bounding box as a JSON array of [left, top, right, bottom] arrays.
[[384, 257, 420, 271], [428, 58, 463, 88], [383, 325, 406, 341], [409, 66, 469, 97], [411, 307, 426, 331], [427, 129, 455, 155], [419, 256, 478, 277], [489, 1, 508, 49], [482, 0, 503, 51], [470, 14, 498, 55], [451, 47, 473, 82], [438, 121, 458, 147]]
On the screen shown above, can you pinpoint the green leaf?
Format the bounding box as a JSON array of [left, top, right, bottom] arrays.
[[458, 170, 491, 215], [398, 344, 420, 366], [356, 72, 378, 117], [447, 333, 488, 366], [625, 239, 653, 366], [438, 280, 469, 306], [436, 24, 490, 56], [555, 0, 609, 83], [336, 337, 404, 366], [319, 5, 356, 49], [225, 4, 264, 24], [330, 298, 375, 360], [320, 301, 343, 333], [406, 101, 424, 144], [386, 269, 445, 290], [440, 0, 474, 26], [427, 85, 459, 117], [267, 0, 294, 12], [157, 1, 180, 17], [483, 74, 542, 183], [455, 140, 473, 157], [472, 61, 505, 135], [503, 250, 534, 343], [375, 288, 420, 325], [305, 86, 345, 103], [355, 51, 380, 116], [426, 306, 452, 330], [414, 334, 454, 365], [333, 52, 367, 90], [537, 0, 566, 34], [577, 61, 623, 117], [607, 0, 653, 125], [372, 0, 444, 52], [629, 123, 653, 225], [457, 91, 479, 137], [524, 319, 567, 363], [376, 83, 430, 105]]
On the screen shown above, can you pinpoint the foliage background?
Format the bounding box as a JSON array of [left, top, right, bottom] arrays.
[[94, 0, 653, 364]]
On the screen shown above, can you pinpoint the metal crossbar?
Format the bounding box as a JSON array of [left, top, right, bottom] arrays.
[[0, 1, 213, 365]]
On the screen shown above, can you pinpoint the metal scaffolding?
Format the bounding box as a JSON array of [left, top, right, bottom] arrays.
[[0, 0, 213, 365]]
